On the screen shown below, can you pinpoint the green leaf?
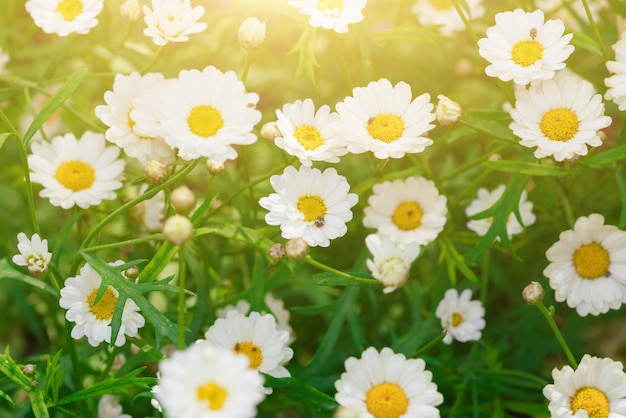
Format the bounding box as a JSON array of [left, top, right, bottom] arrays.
[[0, 132, 10, 151], [264, 375, 338, 413], [44, 350, 64, 405], [195, 223, 275, 253], [29, 388, 49, 418], [57, 368, 154, 405], [586, 143, 626, 167], [615, 168, 626, 229], [0, 388, 14, 407], [483, 160, 568, 177], [461, 112, 516, 142], [570, 30, 603, 56], [440, 238, 479, 283], [0, 258, 57, 297], [311, 272, 381, 288], [0, 347, 31, 390], [288, 26, 319, 84]]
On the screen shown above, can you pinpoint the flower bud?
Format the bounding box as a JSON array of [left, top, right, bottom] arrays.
[[145, 160, 170, 186], [170, 185, 196, 215], [124, 266, 140, 280], [238, 17, 266, 50], [522, 281, 545, 305], [285, 238, 308, 260], [22, 364, 36, 377], [436, 94, 462, 126], [205, 159, 224, 176], [163, 215, 193, 245], [120, 0, 142, 22], [260, 121, 282, 142], [269, 243, 285, 262]]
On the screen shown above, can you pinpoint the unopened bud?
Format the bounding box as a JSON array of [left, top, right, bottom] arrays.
[[170, 185, 196, 215], [269, 243, 285, 262], [22, 364, 36, 377], [125, 266, 140, 280], [522, 281, 545, 305], [436, 94, 462, 126], [120, 0, 142, 22], [454, 58, 473, 78], [205, 159, 224, 176], [163, 215, 193, 245], [145, 160, 170, 186], [260, 121, 282, 142], [238, 17, 266, 50], [285, 238, 308, 260]]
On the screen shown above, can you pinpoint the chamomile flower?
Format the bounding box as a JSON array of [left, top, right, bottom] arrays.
[[605, 35, 626, 111], [363, 176, 447, 247], [28, 132, 125, 210], [59, 261, 145, 347], [288, 0, 366, 33], [544, 214, 626, 316], [98, 395, 131, 418], [205, 310, 293, 378], [435, 288, 485, 344], [259, 165, 358, 247], [275, 98, 348, 166], [509, 71, 612, 161], [336, 78, 436, 159], [143, 0, 207, 46], [411, 0, 485, 36], [25, 0, 104, 36], [156, 341, 265, 418], [335, 347, 443, 417], [543, 354, 626, 418], [478, 9, 574, 85], [365, 234, 421, 294], [12, 233, 52, 277]]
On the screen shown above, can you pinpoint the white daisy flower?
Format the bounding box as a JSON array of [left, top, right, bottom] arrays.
[[435, 288, 485, 344], [156, 341, 265, 418], [28, 132, 125, 210], [543, 354, 626, 418], [365, 234, 420, 294], [465, 185, 536, 239], [143, 0, 207, 46], [605, 36, 626, 111], [363, 176, 447, 248], [509, 71, 612, 161], [543, 213, 626, 316], [25, 0, 104, 36], [130, 185, 165, 231], [148, 66, 261, 162], [59, 261, 145, 347], [288, 0, 366, 33], [335, 347, 443, 417], [12, 233, 52, 277], [411, 0, 485, 36], [258, 165, 358, 248], [95, 72, 175, 165], [98, 395, 131, 418], [336, 78, 436, 159], [477, 8, 574, 85], [275, 98, 348, 167]]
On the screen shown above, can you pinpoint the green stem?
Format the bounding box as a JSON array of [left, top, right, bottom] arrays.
[[241, 51, 251, 83], [82, 234, 164, 253], [304, 256, 377, 286], [580, 0, 608, 60], [177, 245, 187, 349], [412, 330, 446, 357], [536, 302, 578, 368], [140, 46, 166, 73], [64, 323, 88, 416], [451, 0, 479, 42]]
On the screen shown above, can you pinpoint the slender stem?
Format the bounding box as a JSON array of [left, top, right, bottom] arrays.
[[580, 0, 608, 60], [412, 330, 446, 357], [177, 245, 187, 349], [536, 302, 578, 368], [451, 0, 479, 42], [65, 323, 88, 416], [82, 234, 164, 253], [304, 256, 379, 286], [140, 46, 166, 73], [241, 51, 251, 83]]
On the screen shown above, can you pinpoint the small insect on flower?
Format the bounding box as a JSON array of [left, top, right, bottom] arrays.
[[314, 216, 325, 228]]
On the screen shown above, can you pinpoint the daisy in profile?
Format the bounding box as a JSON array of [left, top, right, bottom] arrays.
[[288, 0, 366, 33], [411, 0, 485, 36], [259, 165, 358, 248], [509, 71, 611, 161], [544, 213, 626, 316], [28, 132, 125, 209], [205, 311, 293, 379], [155, 341, 265, 418], [365, 234, 421, 294], [466, 185, 536, 239], [335, 347, 443, 417], [363, 176, 447, 247], [25, 0, 104, 36], [98, 395, 131, 418], [478, 9, 574, 85], [435, 288, 485, 344], [274, 98, 348, 166], [543, 354, 626, 418], [143, 0, 207, 46], [12, 233, 52, 277], [605, 35, 626, 111], [336, 78, 436, 159], [59, 261, 145, 347]]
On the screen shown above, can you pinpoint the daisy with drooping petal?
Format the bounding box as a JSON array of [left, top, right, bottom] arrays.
[[544, 214, 626, 316], [478, 9, 574, 85], [435, 288, 485, 344], [605, 35, 626, 111], [275, 98, 348, 166], [12, 233, 52, 277], [335, 347, 444, 418], [509, 71, 612, 161], [543, 354, 626, 418], [288, 0, 366, 33], [25, 0, 104, 36], [336, 78, 436, 159], [365, 234, 420, 294], [156, 341, 265, 418], [59, 261, 145, 347], [411, 0, 485, 36], [143, 0, 207, 46], [259, 165, 358, 247], [98, 395, 131, 418], [363, 176, 447, 247], [28, 132, 125, 210]]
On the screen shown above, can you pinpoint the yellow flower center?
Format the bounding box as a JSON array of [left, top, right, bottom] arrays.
[[367, 114, 405, 143], [511, 40, 544, 67], [187, 105, 224, 138], [392, 201, 423, 231], [365, 382, 409, 418], [428, 0, 452, 10], [570, 387, 609, 418], [233, 342, 263, 369], [56, 0, 83, 21], [197, 381, 228, 411], [317, 0, 343, 11], [573, 242, 610, 279], [452, 312, 463, 326], [54, 160, 96, 192], [86, 287, 118, 321], [539, 108, 580, 142], [297, 195, 327, 222], [294, 125, 324, 150]]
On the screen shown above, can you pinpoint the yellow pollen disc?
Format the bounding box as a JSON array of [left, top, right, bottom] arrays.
[[428, 0, 452, 10], [187, 105, 224, 138], [452, 312, 463, 327], [294, 125, 324, 150], [317, 0, 344, 11], [392, 201, 423, 231], [197, 381, 228, 411], [127, 110, 136, 131], [297, 195, 327, 222], [367, 114, 405, 143], [54, 160, 96, 192], [365, 382, 409, 418], [511, 39, 544, 67], [86, 287, 118, 321], [233, 342, 263, 369], [539, 108, 580, 142], [573, 242, 610, 280], [56, 0, 83, 21], [570, 387, 609, 418]]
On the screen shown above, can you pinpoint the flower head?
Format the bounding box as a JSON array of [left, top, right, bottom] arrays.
[[143, 0, 207, 46], [288, 0, 366, 33], [435, 94, 462, 126], [12, 233, 52, 277], [25, 0, 104, 36], [238, 17, 266, 50], [412, 0, 485, 35], [435, 288, 485, 344], [365, 234, 420, 294], [605, 36, 626, 111]]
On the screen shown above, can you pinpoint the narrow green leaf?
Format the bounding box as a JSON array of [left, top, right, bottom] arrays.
[[29, 388, 49, 418], [570, 30, 603, 56], [264, 375, 338, 413], [441, 238, 479, 283], [137, 242, 178, 283], [58, 368, 154, 405], [44, 350, 64, 405], [0, 388, 14, 407], [463, 109, 511, 121], [0, 258, 57, 297], [461, 113, 516, 142], [312, 272, 381, 288], [288, 26, 319, 84], [0, 347, 31, 390], [195, 224, 275, 253], [614, 169, 626, 229], [586, 143, 626, 167], [483, 160, 567, 177], [0, 132, 11, 151]]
